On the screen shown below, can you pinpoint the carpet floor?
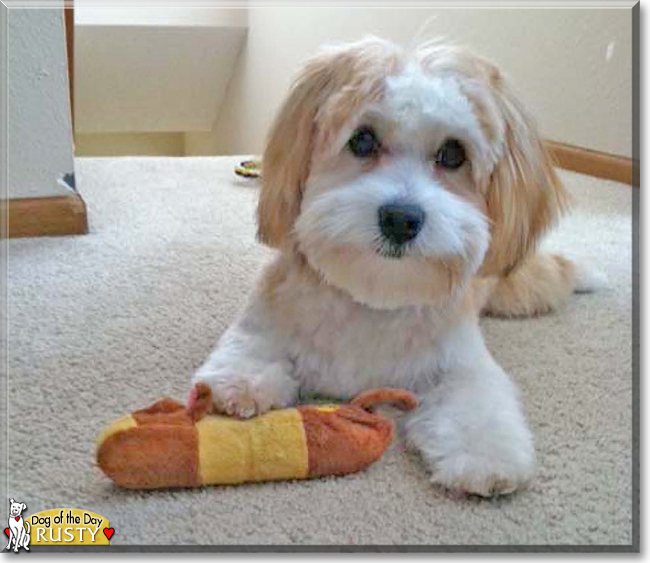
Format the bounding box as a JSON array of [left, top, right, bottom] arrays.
[[6, 156, 633, 547]]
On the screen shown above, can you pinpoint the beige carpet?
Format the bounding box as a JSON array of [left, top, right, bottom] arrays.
[[6, 156, 633, 548]]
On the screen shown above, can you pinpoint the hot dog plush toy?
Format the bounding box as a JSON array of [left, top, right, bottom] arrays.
[[96, 384, 418, 489]]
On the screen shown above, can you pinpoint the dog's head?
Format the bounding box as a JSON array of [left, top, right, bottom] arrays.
[[258, 37, 567, 309], [8, 499, 26, 518]]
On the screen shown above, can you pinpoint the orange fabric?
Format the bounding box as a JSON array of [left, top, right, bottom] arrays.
[[100, 396, 201, 489], [187, 382, 214, 422], [97, 425, 200, 489], [350, 388, 419, 412], [131, 397, 194, 426], [298, 405, 394, 478]]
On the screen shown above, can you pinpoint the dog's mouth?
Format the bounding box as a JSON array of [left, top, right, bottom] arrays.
[[374, 236, 410, 260], [379, 246, 406, 259]]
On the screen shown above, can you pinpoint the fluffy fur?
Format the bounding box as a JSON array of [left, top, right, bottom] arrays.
[[193, 37, 589, 496]]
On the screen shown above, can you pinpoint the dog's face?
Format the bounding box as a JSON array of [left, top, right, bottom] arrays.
[[258, 38, 567, 309], [9, 499, 26, 518]]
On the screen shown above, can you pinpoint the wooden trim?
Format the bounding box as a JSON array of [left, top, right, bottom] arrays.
[[1, 194, 88, 238], [64, 4, 74, 134], [545, 140, 635, 186]]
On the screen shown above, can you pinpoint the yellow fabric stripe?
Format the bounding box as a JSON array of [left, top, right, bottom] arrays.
[[314, 405, 340, 413], [196, 409, 309, 484], [96, 415, 137, 448]]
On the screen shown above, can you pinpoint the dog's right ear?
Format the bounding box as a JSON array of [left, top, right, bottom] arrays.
[[256, 56, 328, 249], [257, 37, 402, 249], [9, 498, 14, 504]]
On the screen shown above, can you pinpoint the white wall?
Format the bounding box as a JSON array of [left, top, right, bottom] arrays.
[[75, 7, 246, 28], [74, 132, 185, 157], [8, 8, 76, 199], [187, 6, 632, 158], [74, 8, 247, 134]]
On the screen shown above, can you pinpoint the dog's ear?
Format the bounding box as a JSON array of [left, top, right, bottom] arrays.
[[21, 503, 27, 512], [9, 498, 14, 504], [256, 57, 327, 249], [478, 62, 569, 276], [257, 37, 401, 249]]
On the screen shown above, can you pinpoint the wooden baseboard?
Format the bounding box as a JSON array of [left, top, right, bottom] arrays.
[[1, 193, 88, 238], [545, 141, 635, 186]]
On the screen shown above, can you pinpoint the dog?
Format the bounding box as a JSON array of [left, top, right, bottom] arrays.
[[6, 499, 30, 552], [191, 37, 596, 497]]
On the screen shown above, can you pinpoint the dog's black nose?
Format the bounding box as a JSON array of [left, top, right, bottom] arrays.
[[378, 203, 425, 245]]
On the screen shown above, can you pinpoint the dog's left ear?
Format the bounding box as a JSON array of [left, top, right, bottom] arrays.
[[479, 62, 569, 276], [21, 503, 27, 511]]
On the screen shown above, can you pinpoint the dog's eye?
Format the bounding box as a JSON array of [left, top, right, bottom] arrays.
[[435, 139, 466, 169], [348, 127, 381, 158]]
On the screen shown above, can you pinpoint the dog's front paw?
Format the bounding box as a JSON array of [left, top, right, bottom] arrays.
[[192, 361, 298, 419], [409, 409, 535, 497], [211, 377, 269, 419], [429, 447, 534, 497]]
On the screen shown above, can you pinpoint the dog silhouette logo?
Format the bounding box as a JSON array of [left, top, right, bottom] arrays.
[[5, 499, 30, 553]]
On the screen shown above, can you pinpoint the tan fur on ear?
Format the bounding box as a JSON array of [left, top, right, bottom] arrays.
[[257, 37, 403, 249], [256, 70, 322, 248], [479, 64, 569, 276]]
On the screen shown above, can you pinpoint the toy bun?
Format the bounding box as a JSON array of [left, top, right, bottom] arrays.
[[97, 386, 418, 489]]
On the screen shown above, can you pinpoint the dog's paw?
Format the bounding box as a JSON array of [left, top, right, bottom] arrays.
[[428, 445, 534, 497], [411, 409, 536, 498], [209, 376, 272, 419], [192, 361, 298, 419]]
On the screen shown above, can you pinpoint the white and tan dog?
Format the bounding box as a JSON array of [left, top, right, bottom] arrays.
[[6, 499, 30, 552], [192, 37, 596, 496]]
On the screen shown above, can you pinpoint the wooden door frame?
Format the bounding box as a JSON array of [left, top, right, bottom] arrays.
[[64, 2, 74, 133]]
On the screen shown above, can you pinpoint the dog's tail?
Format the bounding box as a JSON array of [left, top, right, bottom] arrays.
[[480, 252, 604, 318], [24, 522, 30, 534]]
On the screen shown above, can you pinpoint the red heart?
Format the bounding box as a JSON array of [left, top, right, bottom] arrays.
[[103, 528, 115, 540], [15, 517, 20, 522], [3, 528, 8, 537]]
